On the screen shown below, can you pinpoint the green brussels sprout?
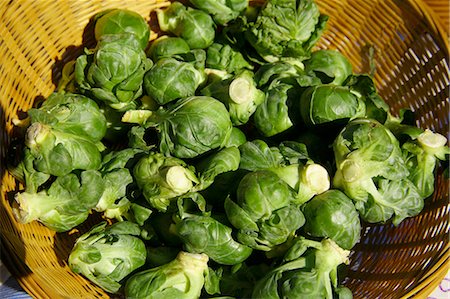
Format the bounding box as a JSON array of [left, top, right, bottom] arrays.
[[253, 238, 350, 299], [133, 151, 198, 211], [144, 57, 206, 105], [94, 8, 150, 50], [75, 33, 153, 111], [300, 85, 366, 127], [189, 0, 248, 25], [122, 96, 233, 158], [201, 70, 265, 125], [68, 221, 147, 293], [239, 140, 330, 204], [333, 118, 424, 225], [245, 0, 328, 62], [225, 170, 305, 251], [28, 92, 107, 142], [156, 2, 216, 49], [223, 127, 247, 148], [205, 42, 253, 74], [304, 49, 353, 85], [302, 189, 361, 250], [147, 36, 191, 61], [25, 122, 104, 176], [176, 215, 252, 265], [195, 146, 241, 190], [13, 170, 104, 232], [124, 251, 209, 299], [253, 82, 295, 137]]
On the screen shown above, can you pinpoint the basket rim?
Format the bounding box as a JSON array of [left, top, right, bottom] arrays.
[[0, 0, 449, 298]]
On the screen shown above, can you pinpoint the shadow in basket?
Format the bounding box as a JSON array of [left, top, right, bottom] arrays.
[[0, 99, 31, 292]]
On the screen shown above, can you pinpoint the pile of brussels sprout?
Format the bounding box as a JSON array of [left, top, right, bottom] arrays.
[[9, 0, 449, 298]]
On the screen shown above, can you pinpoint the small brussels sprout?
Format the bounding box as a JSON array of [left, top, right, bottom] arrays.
[[75, 33, 153, 111], [302, 189, 361, 250], [147, 36, 191, 61], [133, 151, 199, 211], [201, 70, 265, 125], [124, 251, 209, 299], [176, 215, 253, 265], [225, 170, 305, 251], [144, 57, 206, 105], [68, 221, 147, 293], [156, 2, 215, 49], [189, 0, 248, 25], [300, 85, 366, 127], [94, 8, 150, 50], [205, 42, 253, 74], [304, 49, 353, 85]]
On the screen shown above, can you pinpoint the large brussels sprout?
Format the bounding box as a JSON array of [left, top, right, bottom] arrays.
[[245, 0, 328, 62], [68, 221, 147, 293], [156, 2, 215, 49], [253, 238, 351, 299], [333, 118, 424, 225], [124, 251, 209, 299], [123, 96, 233, 158], [75, 33, 153, 111], [28, 92, 107, 142], [224, 170, 305, 251], [94, 8, 150, 50], [302, 189, 361, 250], [13, 170, 104, 232]]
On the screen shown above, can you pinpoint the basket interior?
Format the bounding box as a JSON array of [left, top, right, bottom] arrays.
[[0, 0, 448, 298]]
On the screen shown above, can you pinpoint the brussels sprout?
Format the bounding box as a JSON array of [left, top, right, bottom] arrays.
[[132, 152, 198, 212], [75, 33, 153, 111], [68, 221, 147, 293], [156, 2, 215, 49], [253, 238, 350, 299], [124, 251, 209, 299], [245, 0, 328, 62], [28, 92, 107, 142], [201, 70, 265, 125], [195, 146, 241, 190], [300, 85, 366, 127], [239, 140, 330, 204], [13, 170, 104, 232], [189, 0, 248, 25], [176, 214, 252, 265], [254, 82, 295, 137], [122, 96, 233, 158], [25, 122, 104, 176], [304, 49, 353, 85], [206, 42, 253, 74], [94, 9, 150, 50], [333, 118, 424, 225], [147, 36, 191, 61], [224, 127, 247, 148], [225, 170, 305, 250], [144, 57, 206, 105], [302, 189, 361, 250]]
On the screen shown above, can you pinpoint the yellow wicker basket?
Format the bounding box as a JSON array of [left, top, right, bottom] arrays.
[[0, 0, 448, 298]]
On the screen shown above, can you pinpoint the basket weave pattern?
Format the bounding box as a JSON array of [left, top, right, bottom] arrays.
[[0, 1, 448, 298]]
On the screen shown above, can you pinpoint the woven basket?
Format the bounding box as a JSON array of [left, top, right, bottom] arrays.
[[0, 0, 448, 298]]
